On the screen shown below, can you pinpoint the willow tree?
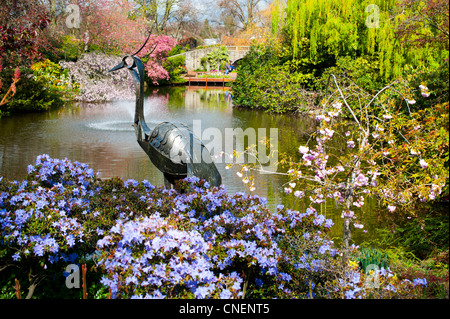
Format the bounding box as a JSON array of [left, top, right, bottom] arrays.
[[271, 0, 442, 81]]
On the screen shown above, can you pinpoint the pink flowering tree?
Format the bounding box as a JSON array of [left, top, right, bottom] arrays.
[[78, 0, 147, 55], [290, 75, 447, 257], [235, 74, 448, 259], [135, 35, 177, 85], [68, 0, 177, 85]]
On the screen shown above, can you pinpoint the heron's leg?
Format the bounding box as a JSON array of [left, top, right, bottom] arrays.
[[163, 175, 173, 189]]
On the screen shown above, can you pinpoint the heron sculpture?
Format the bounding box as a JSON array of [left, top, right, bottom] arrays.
[[109, 36, 222, 189]]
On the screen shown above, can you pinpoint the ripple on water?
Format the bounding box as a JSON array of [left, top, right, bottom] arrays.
[[86, 120, 135, 132]]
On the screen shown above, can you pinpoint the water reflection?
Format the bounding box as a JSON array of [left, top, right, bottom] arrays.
[[0, 86, 381, 243]]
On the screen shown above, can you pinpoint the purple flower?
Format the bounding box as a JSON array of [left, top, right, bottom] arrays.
[[324, 219, 334, 228], [413, 278, 427, 287], [33, 243, 45, 256], [219, 289, 232, 299], [345, 287, 361, 299]]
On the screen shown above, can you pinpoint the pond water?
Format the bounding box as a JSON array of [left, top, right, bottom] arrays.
[[0, 86, 384, 244]]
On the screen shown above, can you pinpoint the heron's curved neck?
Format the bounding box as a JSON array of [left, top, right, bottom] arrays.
[[129, 57, 151, 140]]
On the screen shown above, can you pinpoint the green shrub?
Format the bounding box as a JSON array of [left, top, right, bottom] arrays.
[[3, 72, 66, 114], [31, 59, 79, 95], [161, 55, 187, 85], [233, 64, 317, 113], [206, 45, 229, 71], [358, 248, 389, 273]]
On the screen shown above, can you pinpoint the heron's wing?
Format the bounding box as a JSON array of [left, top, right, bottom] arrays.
[[148, 122, 221, 186], [170, 122, 222, 187]]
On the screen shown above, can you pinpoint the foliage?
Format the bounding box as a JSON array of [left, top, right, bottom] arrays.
[[1, 69, 67, 114], [31, 59, 79, 97], [233, 42, 318, 113], [395, 0, 449, 51], [58, 36, 86, 62], [1, 155, 432, 299], [206, 46, 230, 71], [0, 0, 50, 69], [234, 64, 317, 113], [386, 212, 449, 260], [272, 0, 446, 82], [316, 56, 384, 94], [358, 248, 389, 273], [160, 54, 187, 85]]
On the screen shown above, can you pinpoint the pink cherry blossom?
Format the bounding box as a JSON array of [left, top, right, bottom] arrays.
[[294, 190, 305, 198], [419, 159, 428, 169], [298, 146, 309, 154], [341, 210, 355, 218], [354, 173, 369, 187]]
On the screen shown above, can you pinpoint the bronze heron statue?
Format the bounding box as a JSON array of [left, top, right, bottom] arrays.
[[109, 37, 222, 189]]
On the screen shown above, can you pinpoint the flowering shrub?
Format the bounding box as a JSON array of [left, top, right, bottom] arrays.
[[31, 59, 79, 95], [97, 212, 243, 299], [0, 155, 430, 299], [234, 75, 448, 259], [59, 52, 134, 102], [95, 176, 339, 299], [137, 35, 178, 85], [324, 261, 428, 299], [0, 155, 98, 265]]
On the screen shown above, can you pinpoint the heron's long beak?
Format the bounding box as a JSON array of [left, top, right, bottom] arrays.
[[108, 61, 126, 73]]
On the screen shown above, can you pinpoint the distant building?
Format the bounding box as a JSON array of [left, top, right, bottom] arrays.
[[203, 38, 219, 46]]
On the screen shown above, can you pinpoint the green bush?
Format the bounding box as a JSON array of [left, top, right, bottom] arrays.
[[206, 45, 229, 71], [358, 248, 389, 273], [231, 42, 319, 113], [2, 71, 66, 114], [233, 58, 317, 113], [161, 55, 187, 85]]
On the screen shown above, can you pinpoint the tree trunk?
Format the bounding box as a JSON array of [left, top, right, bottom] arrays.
[[25, 266, 39, 299], [342, 216, 351, 261]]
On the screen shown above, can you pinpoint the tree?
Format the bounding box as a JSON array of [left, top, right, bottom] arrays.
[[136, 34, 177, 84], [271, 0, 446, 82], [133, 0, 183, 34], [234, 74, 448, 258], [217, 0, 268, 31], [396, 0, 449, 50], [0, 0, 50, 68], [167, 0, 201, 40], [199, 19, 217, 39]]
